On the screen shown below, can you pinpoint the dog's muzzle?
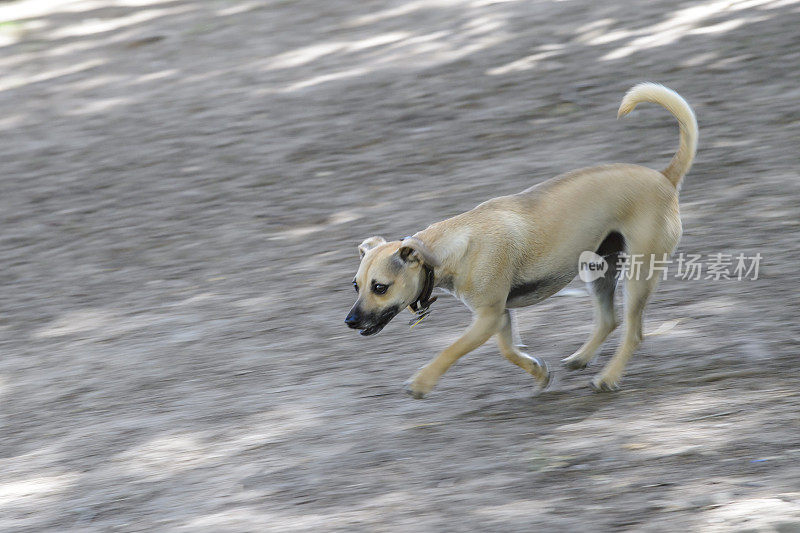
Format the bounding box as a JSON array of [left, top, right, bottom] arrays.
[[345, 309, 362, 329], [345, 306, 400, 336]]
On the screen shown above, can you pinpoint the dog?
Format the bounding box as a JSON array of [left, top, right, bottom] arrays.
[[345, 83, 697, 398]]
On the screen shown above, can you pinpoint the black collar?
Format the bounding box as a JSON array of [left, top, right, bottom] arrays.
[[409, 263, 437, 313]]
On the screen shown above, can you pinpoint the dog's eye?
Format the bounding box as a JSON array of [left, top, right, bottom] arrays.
[[353, 280, 359, 293], [372, 283, 389, 295]]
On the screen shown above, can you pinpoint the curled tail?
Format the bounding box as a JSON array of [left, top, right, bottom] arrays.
[[617, 83, 698, 188]]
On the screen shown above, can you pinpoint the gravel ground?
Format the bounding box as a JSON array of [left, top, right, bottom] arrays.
[[1, 0, 799, 531]]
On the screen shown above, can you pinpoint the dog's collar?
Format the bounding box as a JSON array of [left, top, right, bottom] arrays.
[[400, 235, 438, 326], [409, 263, 437, 314]]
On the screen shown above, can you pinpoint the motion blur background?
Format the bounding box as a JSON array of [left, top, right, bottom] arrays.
[[1, 0, 799, 531]]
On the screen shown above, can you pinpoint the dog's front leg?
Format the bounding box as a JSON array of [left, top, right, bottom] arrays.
[[405, 306, 504, 399], [496, 310, 551, 389]]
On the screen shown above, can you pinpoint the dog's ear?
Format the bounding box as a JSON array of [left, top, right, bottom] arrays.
[[397, 238, 440, 267], [358, 236, 386, 259]]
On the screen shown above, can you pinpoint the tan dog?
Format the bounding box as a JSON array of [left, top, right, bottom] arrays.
[[345, 83, 697, 398]]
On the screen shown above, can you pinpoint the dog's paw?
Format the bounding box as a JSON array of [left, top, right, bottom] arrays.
[[590, 376, 621, 393], [404, 366, 439, 400], [403, 380, 427, 399], [562, 353, 590, 371], [531, 356, 552, 391], [403, 371, 436, 399]]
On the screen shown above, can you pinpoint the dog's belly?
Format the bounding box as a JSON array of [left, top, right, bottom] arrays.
[[505, 271, 575, 308]]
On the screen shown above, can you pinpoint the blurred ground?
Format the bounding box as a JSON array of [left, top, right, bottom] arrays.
[[1, 0, 800, 531]]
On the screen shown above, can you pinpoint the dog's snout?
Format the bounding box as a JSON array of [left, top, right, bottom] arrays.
[[345, 309, 362, 329]]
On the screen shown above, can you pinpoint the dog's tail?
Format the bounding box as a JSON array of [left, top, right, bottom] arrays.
[[617, 83, 698, 188]]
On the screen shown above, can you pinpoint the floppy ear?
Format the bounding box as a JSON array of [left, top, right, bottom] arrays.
[[358, 236, 386, 259], [397, 238, 441, 267]]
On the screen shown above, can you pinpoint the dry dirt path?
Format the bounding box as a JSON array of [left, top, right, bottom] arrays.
[[1, 0, 799, 531]]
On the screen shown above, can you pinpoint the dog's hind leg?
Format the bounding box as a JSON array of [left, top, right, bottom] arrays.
[[563, 236, 623, 370], [591, 211, 681, 391], [590, 267, 660, 392], [497, 310, 550, 389], [404, 305, 504, 399]]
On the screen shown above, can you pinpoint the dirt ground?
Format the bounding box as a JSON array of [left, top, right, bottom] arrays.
[[1, 0, 800, 531]]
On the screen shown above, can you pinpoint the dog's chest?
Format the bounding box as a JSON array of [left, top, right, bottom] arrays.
[[505, 271, 575, 308]]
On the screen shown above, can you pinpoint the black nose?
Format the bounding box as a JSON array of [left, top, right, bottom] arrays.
[[345, 310, 361, 329]]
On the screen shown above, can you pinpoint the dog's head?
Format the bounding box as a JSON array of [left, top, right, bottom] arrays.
[[344, 236, 439, 336]]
